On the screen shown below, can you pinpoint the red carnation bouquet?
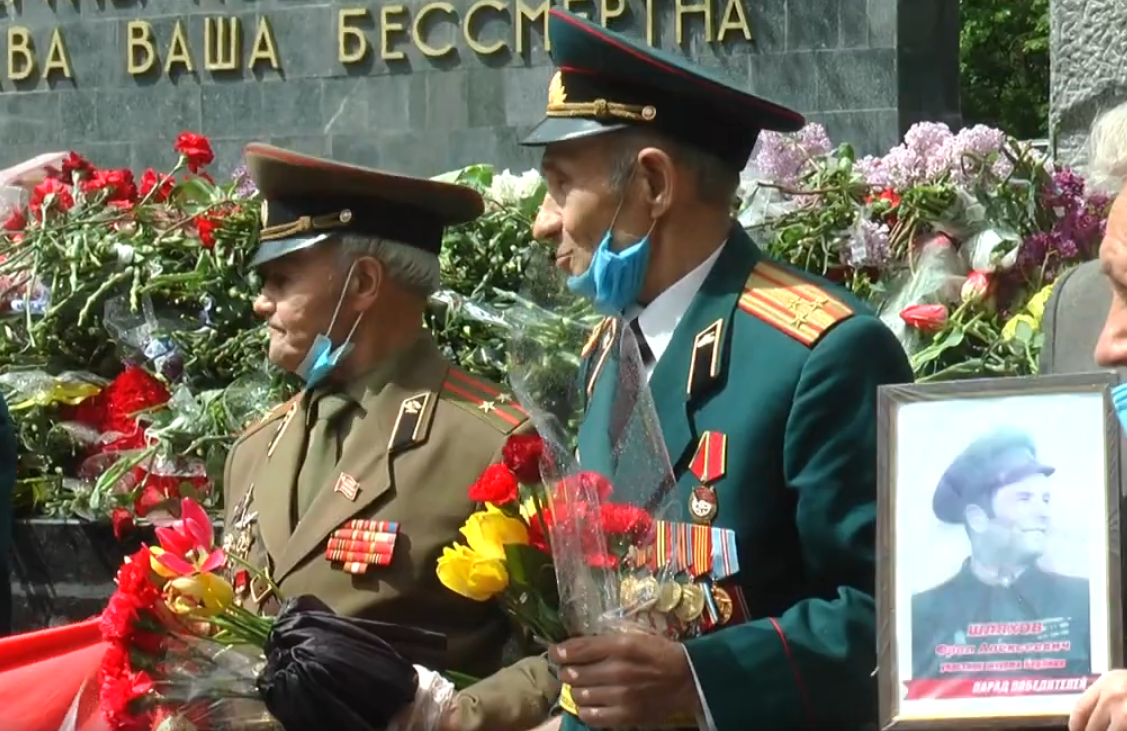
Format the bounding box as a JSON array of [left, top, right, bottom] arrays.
[[94, 496, 456, 731], [435, 257, 687, 644]]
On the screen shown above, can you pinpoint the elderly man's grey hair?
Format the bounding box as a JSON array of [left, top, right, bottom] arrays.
[[337, 233, 441, 296], [606, 129, 740, 207], [1087, 101, 1127, 194]]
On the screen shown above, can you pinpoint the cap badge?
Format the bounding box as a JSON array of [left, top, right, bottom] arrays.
[[340, 208, 353, 223], [548, 71, 568, 106], [259, 199, 269, 228]]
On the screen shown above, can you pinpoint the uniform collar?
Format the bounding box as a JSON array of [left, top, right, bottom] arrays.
[[626, 242, 726, 368]]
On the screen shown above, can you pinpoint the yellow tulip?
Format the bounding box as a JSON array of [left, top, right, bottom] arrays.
[[1025, 283, 1055, 325], [460, 508, 529, 560], [436, 544, 509, 601], [1002, 313, 1038, 342], [165, 572, 235, 617]]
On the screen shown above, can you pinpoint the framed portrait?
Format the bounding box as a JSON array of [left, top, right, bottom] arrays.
[[876, 372, 1124, 729]]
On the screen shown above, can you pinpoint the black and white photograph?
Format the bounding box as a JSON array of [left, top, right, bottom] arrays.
[[879, 375, 1122, 726]]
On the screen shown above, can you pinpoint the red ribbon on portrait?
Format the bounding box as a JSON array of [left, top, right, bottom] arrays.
[[903, 675, 1099, 700]]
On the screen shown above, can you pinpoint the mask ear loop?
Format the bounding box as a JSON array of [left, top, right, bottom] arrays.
[[324, 260, 364, 347], [607, 164, 658, 244]]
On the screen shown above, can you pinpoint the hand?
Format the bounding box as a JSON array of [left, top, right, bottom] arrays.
[[1071, 671, 1127, 731], [548, 633, 699, 729], [527, 718, 562, 731]]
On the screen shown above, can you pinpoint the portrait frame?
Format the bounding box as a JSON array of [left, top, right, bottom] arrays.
[[877, 372, 1124, 730]]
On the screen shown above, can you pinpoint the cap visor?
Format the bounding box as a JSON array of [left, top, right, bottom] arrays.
[[249, 233, 332, 268], [520, 117, 630, 147]]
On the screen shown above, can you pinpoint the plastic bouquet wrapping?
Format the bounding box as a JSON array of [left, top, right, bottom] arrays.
[[92, 496, 458, 731], [434, 258, 739, 719]]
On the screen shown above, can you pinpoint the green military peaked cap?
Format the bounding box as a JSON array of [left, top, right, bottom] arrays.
[[244, 144, 484, 268], [932, 427, 1056, 524], [520, 8, 805, 171]]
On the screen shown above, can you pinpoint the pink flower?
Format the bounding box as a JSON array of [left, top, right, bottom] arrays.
[[960, 270, 993, 305], [152, 498, 225, 576]]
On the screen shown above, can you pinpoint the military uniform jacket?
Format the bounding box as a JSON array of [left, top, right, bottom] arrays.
[[222, 334, 558, 731], [911, 561, 1091, 679], [567, 226, 915, 731]]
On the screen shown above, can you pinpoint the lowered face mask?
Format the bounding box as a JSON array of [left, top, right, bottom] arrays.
[[565, 166, 657, 315], [294, 263, 364, 390]]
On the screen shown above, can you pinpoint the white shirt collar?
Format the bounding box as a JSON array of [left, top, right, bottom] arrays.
[[626, 243, 725, 372]]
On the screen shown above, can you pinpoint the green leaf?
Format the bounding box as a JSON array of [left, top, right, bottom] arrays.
[[503, 543, 556, 594]]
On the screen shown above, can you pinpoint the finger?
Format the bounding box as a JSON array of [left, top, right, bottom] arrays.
[[561, 660, 637, 688], [576, 703, 633, 730], [1072, 684, 1101, 731], [552, 637, 614, 665], [1087, 691, 1116, 731]]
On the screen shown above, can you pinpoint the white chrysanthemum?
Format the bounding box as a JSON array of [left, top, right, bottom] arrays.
[[489, 169, 542, 207]]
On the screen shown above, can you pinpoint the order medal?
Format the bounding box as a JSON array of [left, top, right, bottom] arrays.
[[675, 584, 706, 622], [688, 486, 718, 524], [655, 582, 683, 614]]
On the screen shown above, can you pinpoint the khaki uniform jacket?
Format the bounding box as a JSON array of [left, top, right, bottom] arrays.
[[222, 334, 557, 731]]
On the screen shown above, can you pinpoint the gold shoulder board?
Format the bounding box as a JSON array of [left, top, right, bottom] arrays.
[[737, 261, 853, 347], [440, 367, 527, 434], [581, 317, 612, 358]]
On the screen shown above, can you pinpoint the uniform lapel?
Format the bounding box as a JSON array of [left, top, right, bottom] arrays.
[[272, 337, 448, 581], [253, 396, 308, 562], [647, 227, 760, 469]]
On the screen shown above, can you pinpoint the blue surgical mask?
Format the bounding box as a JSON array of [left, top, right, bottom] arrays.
[[295, 263, 364, 389], [1112, 382, 1127, 433], [566, 167, 656, 315]]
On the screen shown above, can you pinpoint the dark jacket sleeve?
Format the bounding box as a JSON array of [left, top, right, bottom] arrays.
[[684, 315, 914, 731]]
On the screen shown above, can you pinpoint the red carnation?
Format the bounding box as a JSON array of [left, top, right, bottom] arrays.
[[600, 503, 652, 539], [527, 507, 553, 553], [173, 132, 214, 173], [195, 215, 218, 249], [553, 471, 613, 504], [501, 433, 544, 484], [100, 667, 154, 731], [139, 169, 174, 202], [83, 168, 137, 204], [29, 178, 73, 219], [468, 463, 520, 506]]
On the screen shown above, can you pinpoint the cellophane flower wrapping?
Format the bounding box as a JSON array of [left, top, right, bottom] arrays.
[[446, 253, 686, 639], [96, 499, 454, 731]]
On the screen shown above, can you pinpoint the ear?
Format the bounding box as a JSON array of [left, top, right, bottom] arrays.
[[348, 256, 383, 311], [636, 146, 676, 219], [964, 504, 989, 534]]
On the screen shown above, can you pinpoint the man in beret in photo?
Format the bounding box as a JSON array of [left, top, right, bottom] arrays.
[[519, 8, 914, 731], [911, 427, 1091, 681], [222, 144, 558, 731]]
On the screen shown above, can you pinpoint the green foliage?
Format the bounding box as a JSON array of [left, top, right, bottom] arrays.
[[960, 0, 1050, 139]]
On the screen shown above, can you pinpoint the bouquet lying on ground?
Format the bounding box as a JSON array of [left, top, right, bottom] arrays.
[[98, 497, 455, 731]]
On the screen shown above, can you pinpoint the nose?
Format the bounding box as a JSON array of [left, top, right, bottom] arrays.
[[1095, 296, 1127, 367], [252, 292, 274, 320], [532, 192, 562, 242]]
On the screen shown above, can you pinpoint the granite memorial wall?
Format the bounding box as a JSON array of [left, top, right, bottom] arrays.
[[0, 0, 961, 176], [1051, 0, 1127, 170]]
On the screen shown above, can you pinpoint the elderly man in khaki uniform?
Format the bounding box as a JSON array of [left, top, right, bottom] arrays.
[[221, 144, 557, 731]]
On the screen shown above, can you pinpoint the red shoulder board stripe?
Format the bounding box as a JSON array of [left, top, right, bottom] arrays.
[[737, 262, 852, 347], [442, 367, 527, 431]]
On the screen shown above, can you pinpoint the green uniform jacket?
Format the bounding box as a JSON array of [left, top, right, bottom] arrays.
[[222, 334, 558, 731], [567, 226, 914, 731]]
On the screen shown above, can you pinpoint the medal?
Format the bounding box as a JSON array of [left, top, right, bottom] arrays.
[[619, 575, 640, 608], [655, 581, 683, 614], [634, 576, 659, 611], [711, 585, 734, 625], [675, 584, 706, 622], [688, 486, 718, 524]]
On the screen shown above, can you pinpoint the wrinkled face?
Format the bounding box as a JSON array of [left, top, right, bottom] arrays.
[[979, 473, 1053, 565], [1095, 191, 1127, 366], [253, 244, 344, 373], [534, 136, 651, 277]]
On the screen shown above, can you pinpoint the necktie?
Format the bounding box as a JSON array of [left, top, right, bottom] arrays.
[[293, 391, 355, 522], [629, 318, 655, 367]]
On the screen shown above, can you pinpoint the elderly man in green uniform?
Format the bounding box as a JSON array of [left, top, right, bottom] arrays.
[[222, 144, 558, 731], [519, 9, 915, 731], [911, 428, 1090, 681]]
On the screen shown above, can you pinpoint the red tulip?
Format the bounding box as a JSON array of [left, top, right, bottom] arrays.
[[960, 270, 993, 305], [900, 304, 948, 333]]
